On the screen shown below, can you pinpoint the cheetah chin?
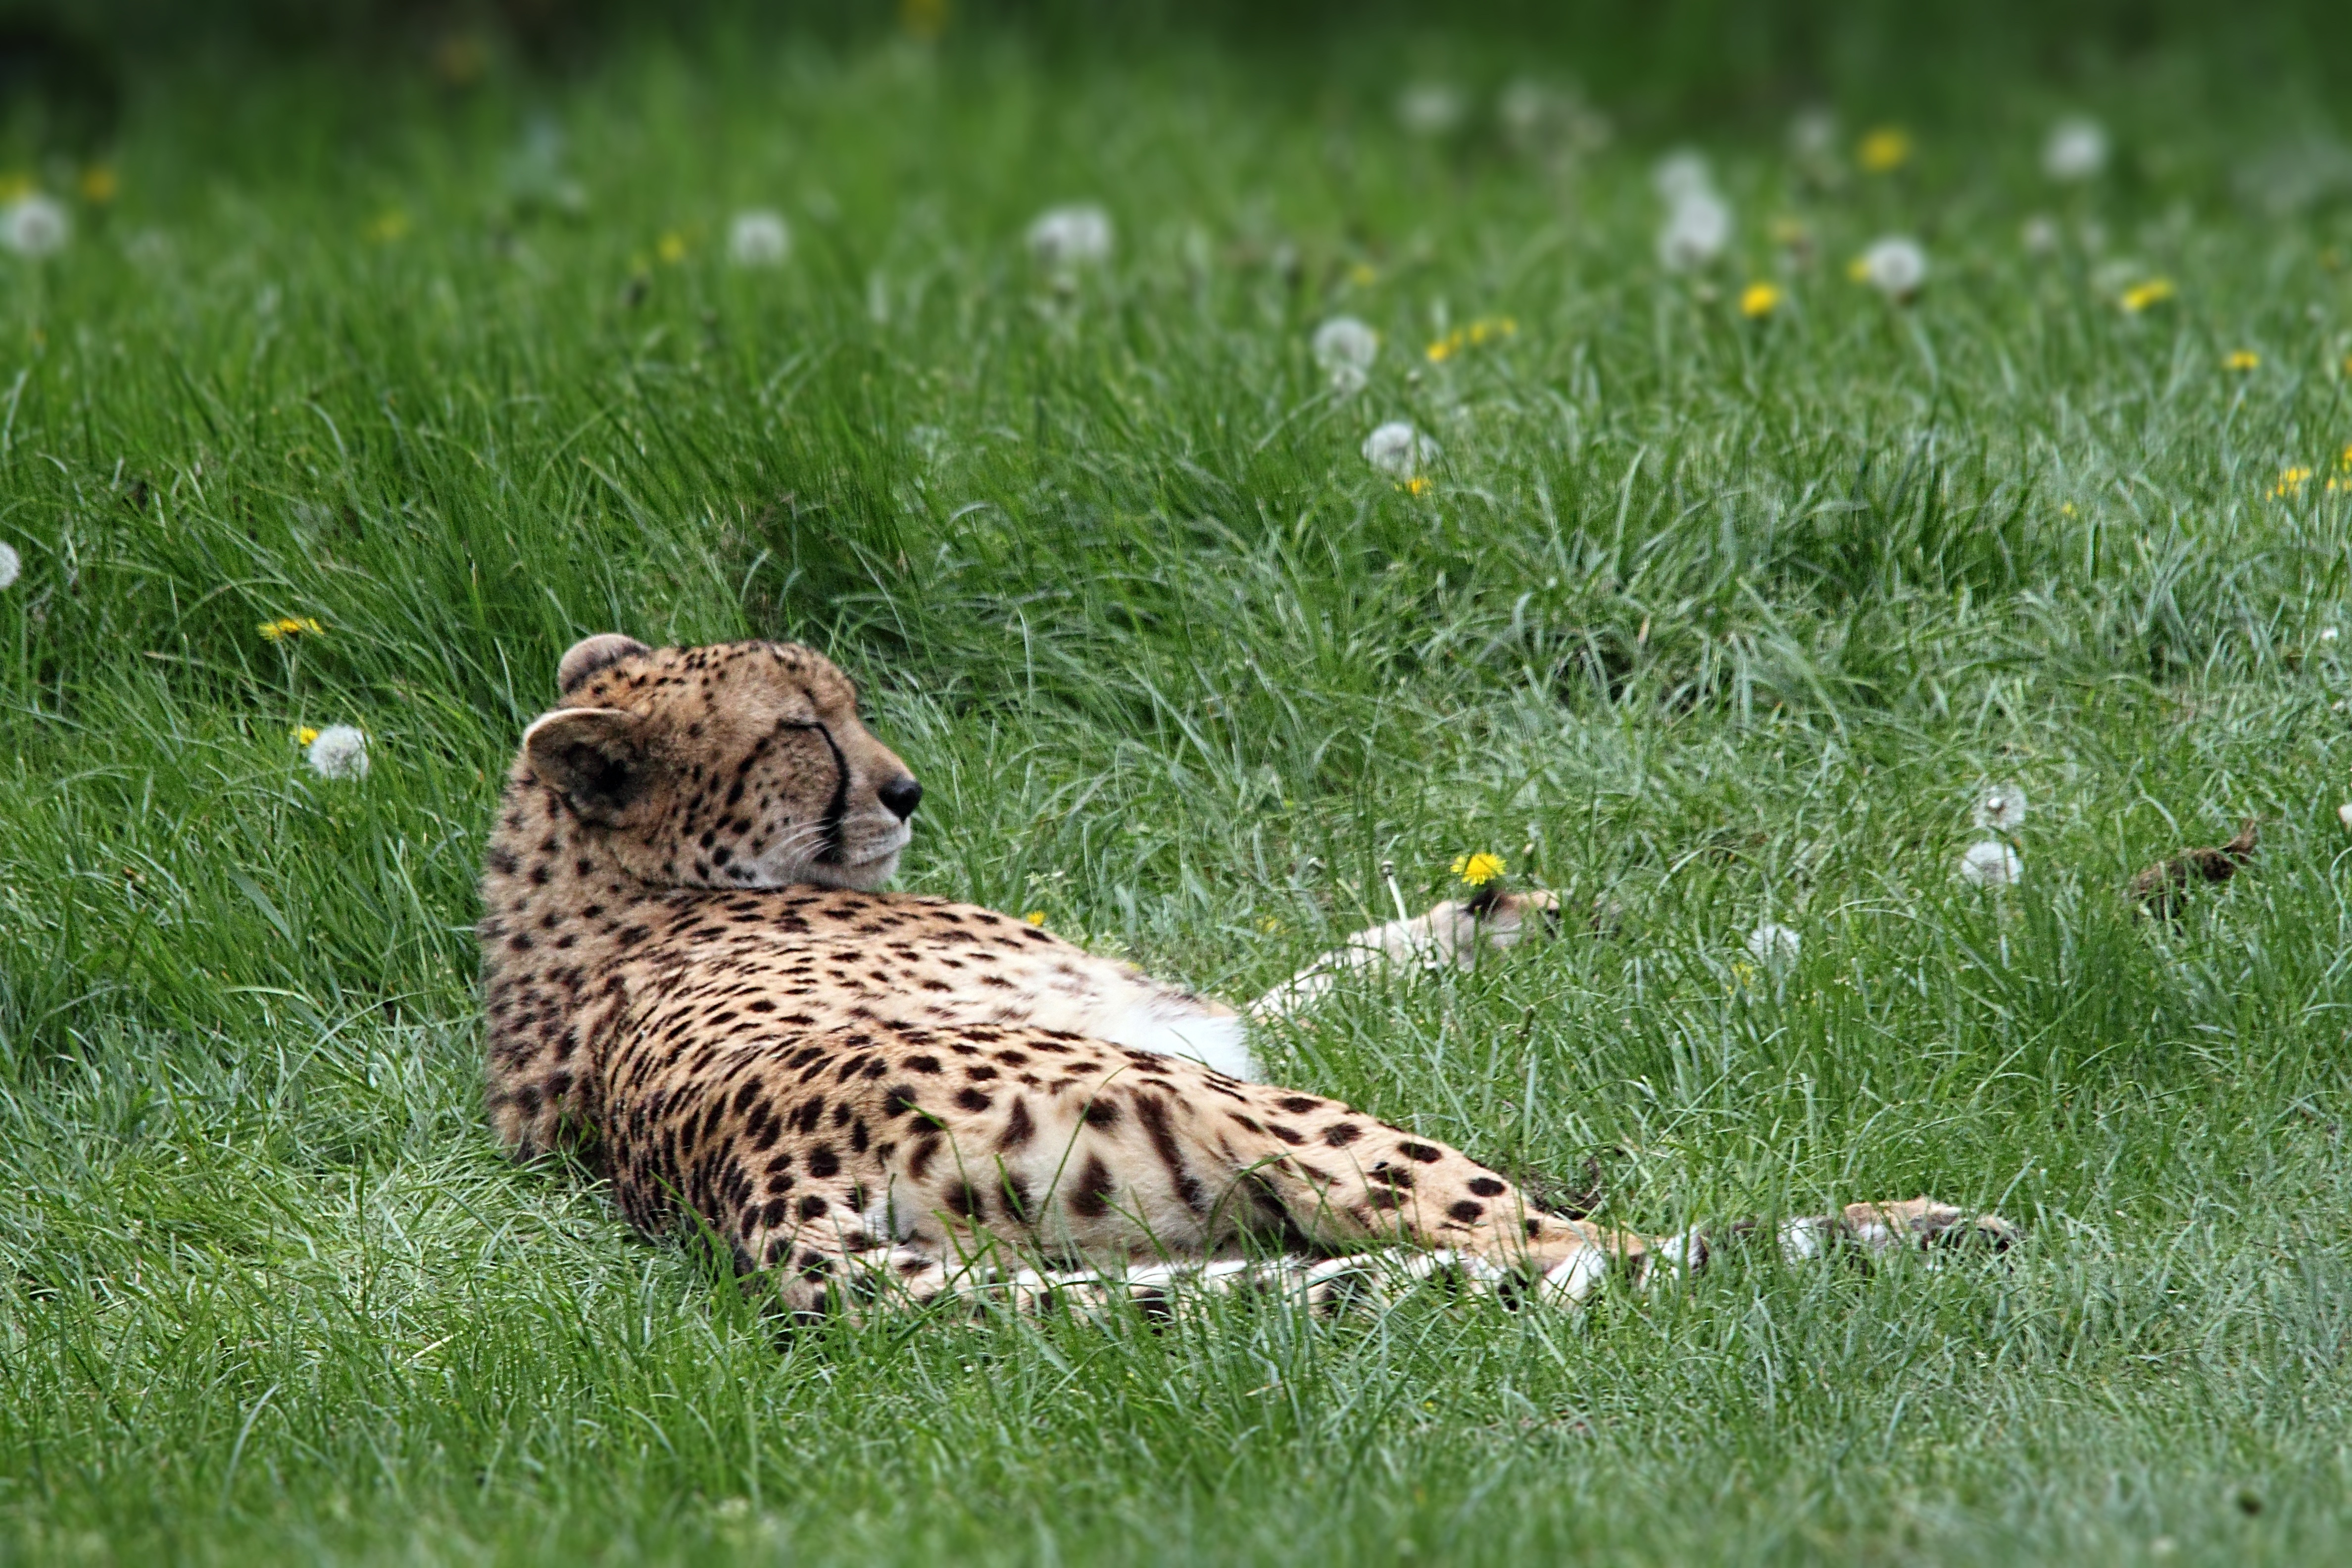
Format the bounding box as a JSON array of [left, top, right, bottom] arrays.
[[479, 635, 2018, 1323]]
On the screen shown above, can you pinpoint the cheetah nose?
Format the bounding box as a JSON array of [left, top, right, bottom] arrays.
[[879, 774, 923, 822]]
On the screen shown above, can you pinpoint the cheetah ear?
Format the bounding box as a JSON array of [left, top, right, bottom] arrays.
[[523, 707, 658, 823], [557, 634, 650, 695]]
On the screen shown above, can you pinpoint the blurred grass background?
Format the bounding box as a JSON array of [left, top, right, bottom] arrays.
[[0, 0, 2350, 1563]]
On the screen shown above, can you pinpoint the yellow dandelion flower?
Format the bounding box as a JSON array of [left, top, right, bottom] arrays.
[[1857, 126, 1912, 173], [431, 32, 489, 87], [657, 231, 687, 264], [292, 726, 321, 746], [1023, 910, 1046, 927], [2119, 278, 2175, 312], [1451, 851, 1506, 887], [2339, 443, 2352, 471], [0, 171, 31, 202], [366, 208, 410, 243], [2226, 349, 2261, 372], [1425, 317, 1516, 363], [2271, 466, 2313, 499], [258, 617, 325, 642], [78, 165, 117, 204], [1403, 476, 1430, 496], [899, 0, 949, 40], [1258, 916, 1284, 933], [1348, 262, 1378, 287], [1739, 281, 1783, 318], [1845, 255, 1871, 284]]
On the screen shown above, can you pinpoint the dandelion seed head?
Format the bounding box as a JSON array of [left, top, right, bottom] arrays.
[[1, 193, 69, 258], [1657, 190, 1731, 272], [1974, 783, 2029, 833], [1854, 235, 1928, 300], [2020, 214, 2060, 255], [727, 209, 790, 267], [1788, 108, 1838, 162], [1026, 203, 1113, 273], [2339, 803, 2352, 834], [1745, 921, 1801, 967], [2043, 117, 2110, 182], [1958, 838, 2022, 888], [1396, 83, 1468, 138], [1362, 420, 1439, 479], [306, 724, 369, 782], [1313, 316, 1379, 393], [1652, 150, 1714, 203], [1495, 80, 1554, 141], [0, 542, 18, 591]]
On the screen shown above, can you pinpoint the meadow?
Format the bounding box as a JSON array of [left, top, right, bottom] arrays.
[[3, 10, 2352, 1563]]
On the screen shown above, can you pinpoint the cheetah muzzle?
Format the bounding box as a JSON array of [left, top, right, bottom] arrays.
[[479, 635, 2016, 1322]]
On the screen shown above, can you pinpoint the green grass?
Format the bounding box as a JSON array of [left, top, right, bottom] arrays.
[[5, 16, 2352, 1565]]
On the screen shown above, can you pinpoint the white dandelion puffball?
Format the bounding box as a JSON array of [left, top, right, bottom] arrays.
[[0, 542, 18, 591], [727, 209, 790, 267], [1, 194, 69, 258], [2339, 802, 2352, 834], [1313, 316, 1379, 393], [1745, 921, 1801, 968], [1362, 420, 1438, 479], [1973, 783, 2028, 833], [1957, 839, 2021, 889], [307, 725, 370, 782], [1858, 235, 1928, 299], [1026, 203, 1113, 273], [1496, 80, 1552, 141], [2020, 214, 2061, 256], [1651, 149, 1714, 203], [1396, 82, 1468, 137], [2043, 117, 2109, 182], [1788, 108, 1837, 162], [1657, 190, 1731, 272]]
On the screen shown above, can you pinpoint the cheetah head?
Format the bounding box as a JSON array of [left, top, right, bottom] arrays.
[[515, 635, 923, 892]]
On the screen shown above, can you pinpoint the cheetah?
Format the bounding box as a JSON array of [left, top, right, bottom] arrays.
[[480, 634, 2013, 1320]]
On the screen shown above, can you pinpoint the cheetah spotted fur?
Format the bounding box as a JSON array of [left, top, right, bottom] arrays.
[[480, 635, 2013, 1320]]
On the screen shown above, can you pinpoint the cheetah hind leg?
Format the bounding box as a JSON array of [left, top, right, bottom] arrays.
[[1637, 1196, 2018, 1287], [815, 1245, 1580, 1323], [1798, 1196, 2017, 1266]]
